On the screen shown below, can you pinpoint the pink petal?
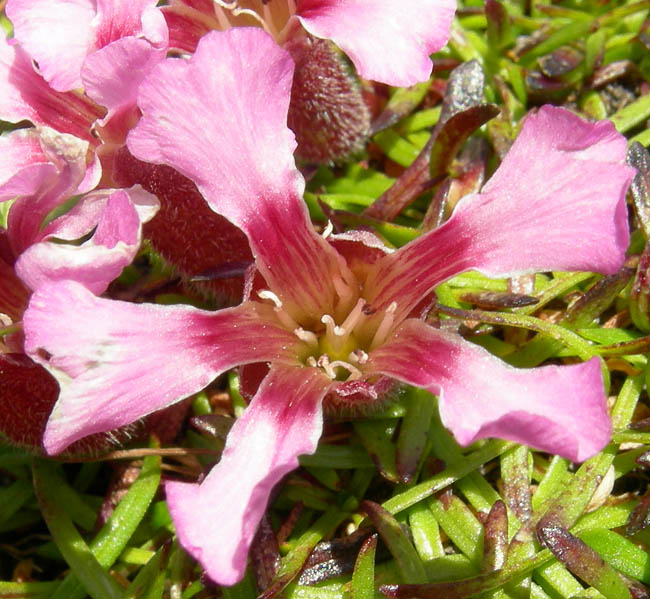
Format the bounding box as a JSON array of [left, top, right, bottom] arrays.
[[94, 0, 166, 48], [166, 364, 331, 585], [365, 106, 634, 324], [23, 281, 301, 454], [15, 188, 158, 294], [0, 129, 54, 200], [6, 0, 95, 90], [0, 36, 100, 138], [42, 185, 157, 241], [298, 0, 456, 86], [5, 128, 92, 255], [367, 319, 611, 462], [82, 37, 167, 128], [128, 28, 349, 320], [6, 0, 164, 92]]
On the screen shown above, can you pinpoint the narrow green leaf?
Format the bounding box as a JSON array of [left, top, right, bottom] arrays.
[[579, 529, 650, 584], [363, 501, 427, 584], [350, 534, 378, 599], [354, 420, 399, 482], [51, 454, 161, 599], [383, 440, 514, 515], [33, 459, 125, 599], [0, 479, 33, 527]]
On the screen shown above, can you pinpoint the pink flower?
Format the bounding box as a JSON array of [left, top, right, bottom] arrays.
[[23, 29, 633, 585], [165, 0, 456, 87], [0, 127, 158, 456], [162, 0, 455, 162], [0, 127, 158, 296], [2, 0, 168, 143]]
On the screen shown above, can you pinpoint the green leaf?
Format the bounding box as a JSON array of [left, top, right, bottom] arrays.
[[33, 460, 125, 599], [363, 501, 428, 584], [350, 534, 378, 599], [49, 454, 161, 599]]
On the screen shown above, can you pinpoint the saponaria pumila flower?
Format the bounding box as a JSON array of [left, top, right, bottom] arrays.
[[0, 126, 159, 454], [23, 28, 634, 585], [156, 0, 457, 161]]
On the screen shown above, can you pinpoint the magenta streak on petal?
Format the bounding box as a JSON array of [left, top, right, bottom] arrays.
[[0, 36, 101, 140], [128, 28, 349, 321], [367, 319, 611, 462], [166, 364, 331, 585], [0, 256, 29, 322], [297, 0, 456, 86], [23, 280, 302, 454], [364, 106, 633, 324], [6, 0, 163, 92]]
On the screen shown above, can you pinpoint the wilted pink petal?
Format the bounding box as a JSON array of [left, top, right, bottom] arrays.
[[0, 129, 55, 200], [365, 106, 635, 323], [23, 281, 301, 454], [5, 129, 94, 255], [6, 0, 165, 91], [368, 319, 610, 462], [129, 28, 351, 320], [15, 187, 158, 294], [166, 364, 330, 585], [298, 0, 456, 86]]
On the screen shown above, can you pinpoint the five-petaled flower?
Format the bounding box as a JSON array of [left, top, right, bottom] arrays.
[[23, 28, 634, 586]]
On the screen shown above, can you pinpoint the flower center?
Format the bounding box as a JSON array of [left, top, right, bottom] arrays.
[[212, 0, 297, 41], [258, 290, 399, 382]]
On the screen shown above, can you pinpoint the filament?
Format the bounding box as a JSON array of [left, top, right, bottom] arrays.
[[370, 301, 397, 350]]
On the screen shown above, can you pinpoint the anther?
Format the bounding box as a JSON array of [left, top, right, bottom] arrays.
[[307, 356, 317, 367], [348, 349, 369, 365]]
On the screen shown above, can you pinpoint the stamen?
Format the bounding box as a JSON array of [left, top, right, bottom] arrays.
[[307, 356, 317, 367], [258, 289, 282, 308], [348, 349, 369, 365], [329, 360, 362, 381], [322, 220, 334, 239], [317, 354, 337, 379], [294, 327, 319, 349], [232, 7, 275, 36], [370, 301, 397, 350], [213, 0, 237, 28], [321, 314, 345, 338], [332, 274, 354, 305], [339, 298, 366, 334], [261, 2, 279, 36], [258, 289, 298, 330]]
